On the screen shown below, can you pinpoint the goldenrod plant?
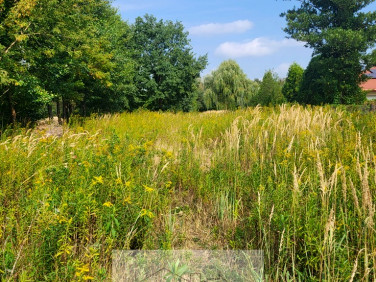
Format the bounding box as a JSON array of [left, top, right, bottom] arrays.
[[0, 105, 375, 280]]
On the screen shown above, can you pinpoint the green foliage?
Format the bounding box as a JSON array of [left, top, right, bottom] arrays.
[[0, 0, 135, 125], [202, 60, 259, 110], [0, 0, 48, 124], [299, 55, 366, 104], [130, 15, 207, 112], [252, 70, 285, 106], [282, 0, 376, 104], [1, 5, 208, 125], [30, 0, 134, 118], [165, 259, 190, 281], [282, 62, 304, 102]]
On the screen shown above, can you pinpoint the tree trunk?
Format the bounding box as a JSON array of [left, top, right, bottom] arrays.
[[56, 99, 62, 125], [6, 89, 16, 124], [47, 104, 53, 120], [69, 103, 73, 119], [62, 100, 66, 123], [82, 94, 87, 116], [62, 100, 70, 124]]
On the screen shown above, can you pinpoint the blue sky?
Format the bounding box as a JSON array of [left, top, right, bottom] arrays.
[[111, 0, 376, 80]]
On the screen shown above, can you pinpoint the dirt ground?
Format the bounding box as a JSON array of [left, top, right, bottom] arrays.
[[35, 117, 64, 137]]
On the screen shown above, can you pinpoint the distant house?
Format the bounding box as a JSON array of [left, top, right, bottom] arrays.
[[360, 67, 376, 100]]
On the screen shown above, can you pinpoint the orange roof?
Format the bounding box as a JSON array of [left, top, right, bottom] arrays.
[[361, 67, 376, 91], [361, 80, 376, 91]]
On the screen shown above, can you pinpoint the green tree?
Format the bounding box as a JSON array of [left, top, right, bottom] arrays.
[[252, 70, 285, 106], [130, 14, 207, 111], [281, 0, 376, 104], [202, 60, 258, 110], [31, 0, 134, 122], [0, 0, 52, 124], [298, 55, 366, 104], [0, 0, 135, 125], [194, 78, 206, 111], [282, 63, 304, 102]]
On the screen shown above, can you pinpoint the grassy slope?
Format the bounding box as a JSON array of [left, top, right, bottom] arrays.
[[0, 105, 375, 280]]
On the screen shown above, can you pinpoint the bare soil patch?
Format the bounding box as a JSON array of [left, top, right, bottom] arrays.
[[35, 117, 64, 137]]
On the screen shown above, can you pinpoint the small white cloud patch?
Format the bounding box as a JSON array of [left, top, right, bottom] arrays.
[[189, 20, 253, 35], [275, 63, 292, 78], [215, 38, 304, 58]]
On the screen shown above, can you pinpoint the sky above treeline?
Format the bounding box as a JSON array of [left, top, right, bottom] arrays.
[[112, 0, 376, 80]]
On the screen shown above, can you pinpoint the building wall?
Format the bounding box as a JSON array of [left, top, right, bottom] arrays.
[[366, 91, 376, 100]]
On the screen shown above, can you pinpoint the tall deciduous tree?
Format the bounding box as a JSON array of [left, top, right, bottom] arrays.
[[203, 59, 258, 110], [0, 0, 51, 124], [282, 63, 304, 102], [31, 0, 134, 120], [252, 70, 285, 106], [0, 0, 135, 125], [131, 15, 207, 111], [282, 0, 376, 104]]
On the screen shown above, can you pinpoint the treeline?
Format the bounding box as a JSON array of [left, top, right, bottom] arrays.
[[0, 1, 207, 125], [2, 0, 376, 126], [198, 60, 285, 110], [203, 0, 376, 109], [0, 0, 293, 126]]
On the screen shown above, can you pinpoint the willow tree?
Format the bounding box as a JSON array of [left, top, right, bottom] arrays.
[[282, 0, 376, 104], [203, 60, 258, 110]]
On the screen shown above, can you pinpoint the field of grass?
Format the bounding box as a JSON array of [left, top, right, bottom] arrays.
[[1, 105, 376, 281]]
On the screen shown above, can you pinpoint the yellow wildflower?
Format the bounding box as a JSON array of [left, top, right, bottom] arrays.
[[143, 185, 155, 192], [76, 264, 90, 273], [115, 178, 122, 185], [103, 202, 113, 208], [140, 209, 154, 218], [123, 196, 132, 204], [57, 215, 67, 224], [143, 141, 153, 150], [92, 176, 104, 185], [140, 209, 147, 216], [125, 181, 131, 187]]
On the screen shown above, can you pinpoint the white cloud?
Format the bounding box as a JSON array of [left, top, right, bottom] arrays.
[[215, 38, 304, 58], [274, 63, 291, 78], [189, 20, 253, 36]]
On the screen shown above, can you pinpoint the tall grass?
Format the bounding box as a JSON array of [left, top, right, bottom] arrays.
[[0, 105, 375, 280]]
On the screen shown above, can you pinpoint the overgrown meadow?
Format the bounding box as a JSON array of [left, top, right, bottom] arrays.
[[1, 105, 376, 281]]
